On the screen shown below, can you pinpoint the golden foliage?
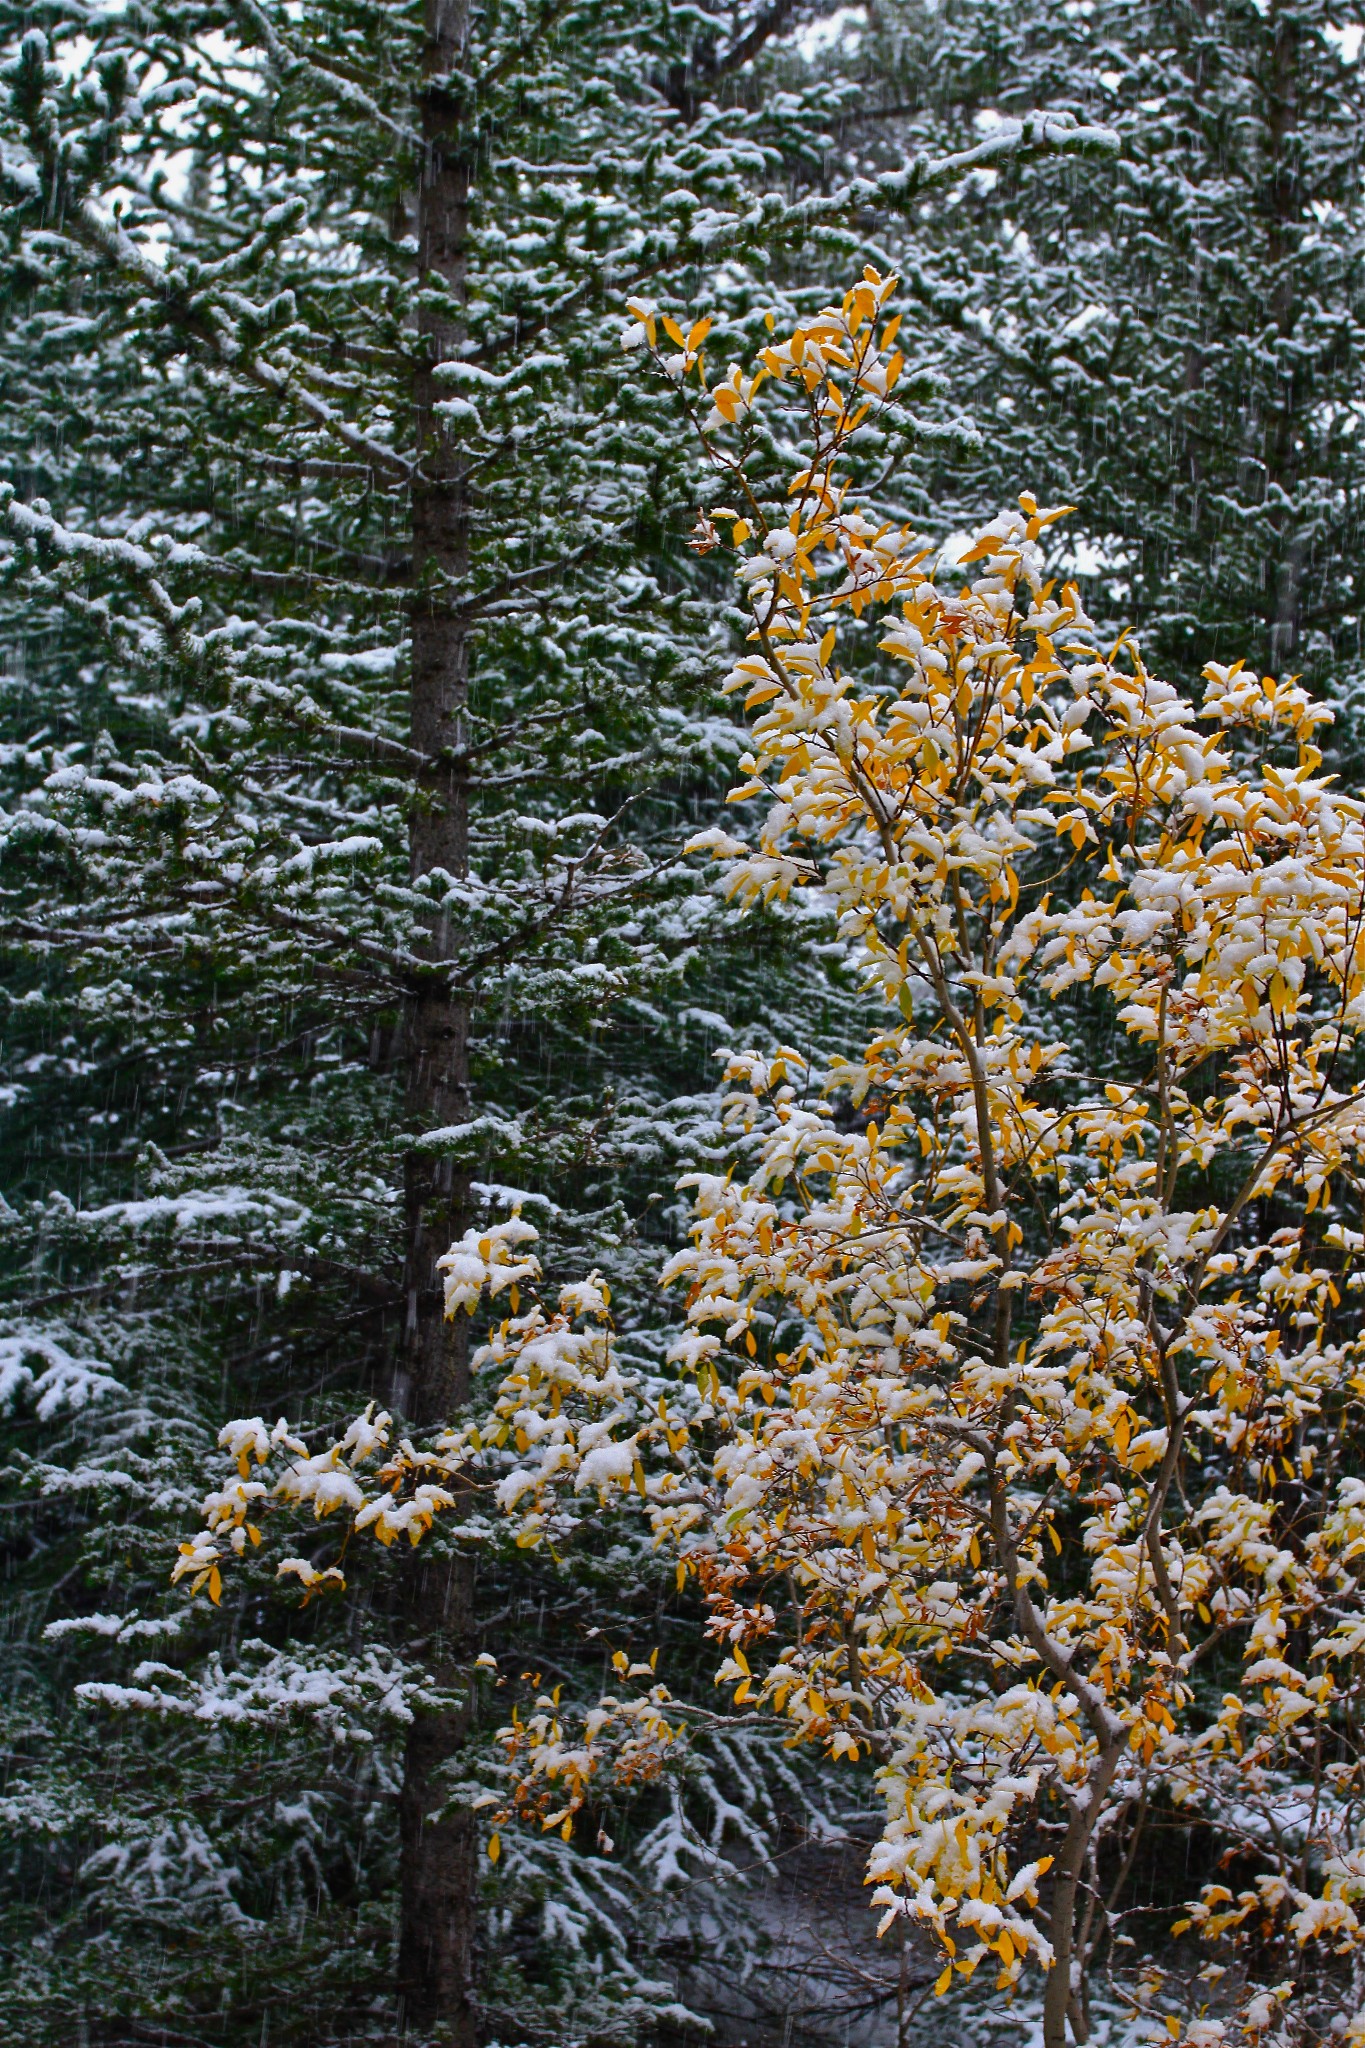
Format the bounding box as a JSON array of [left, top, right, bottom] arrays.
[[181, 274, 1365, 2047]]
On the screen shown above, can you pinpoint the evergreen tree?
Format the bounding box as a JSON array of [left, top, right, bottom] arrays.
[[814, 0, 1365, 741], [0, 1, 1112, 2040]]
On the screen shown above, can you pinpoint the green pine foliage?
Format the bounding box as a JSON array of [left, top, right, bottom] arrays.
[[842, 0, 1365, 741], [0, 3, 1121, 2040], [33, 0, 1358, 2036]]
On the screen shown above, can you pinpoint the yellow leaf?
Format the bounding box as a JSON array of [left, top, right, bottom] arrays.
[[745, 1330, 757, 1357], [1048, 1521, 1062, 1554], [662, 315, 685, 346], [1166, 2020, 1180, 2039], [713, 386, 738, 422], [208, 1567, 222, 1606], [633, 1459, 648, 1497], [732, 519, 751, 544], [934, 1965, 953, 1998], [561, 1816, 573, 1841], [488, 1833, 501, 1863], [861, 1527, 877, 1568], [1114, 1409, 1131, 1457], [968, 1533, 981, 1567], [819, 627, 836, 665], [687, 316, 712, 349]]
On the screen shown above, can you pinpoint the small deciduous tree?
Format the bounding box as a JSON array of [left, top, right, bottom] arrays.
[[183, 275, 1365, 2048]]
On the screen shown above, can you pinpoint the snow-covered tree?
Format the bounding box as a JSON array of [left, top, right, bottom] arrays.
[[802, 0, 1365, 744], [0, 4, 1115, 2038], [219, 279, 1365, 2048]]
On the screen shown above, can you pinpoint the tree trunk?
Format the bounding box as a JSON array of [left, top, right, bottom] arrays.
[[1262, 0, 1303, 677], [1041, 1743, 1123, 2048], [1042, 1809, 1089, 2048], [397, 2, 477, 2041]]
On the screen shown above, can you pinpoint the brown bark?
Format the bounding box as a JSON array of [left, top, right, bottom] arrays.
[[1262, 1, 1304, 676], [396, 2, 478, 2041], [398, 1542, 477, 2048], [1040, 1742, 1124, 2048]]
